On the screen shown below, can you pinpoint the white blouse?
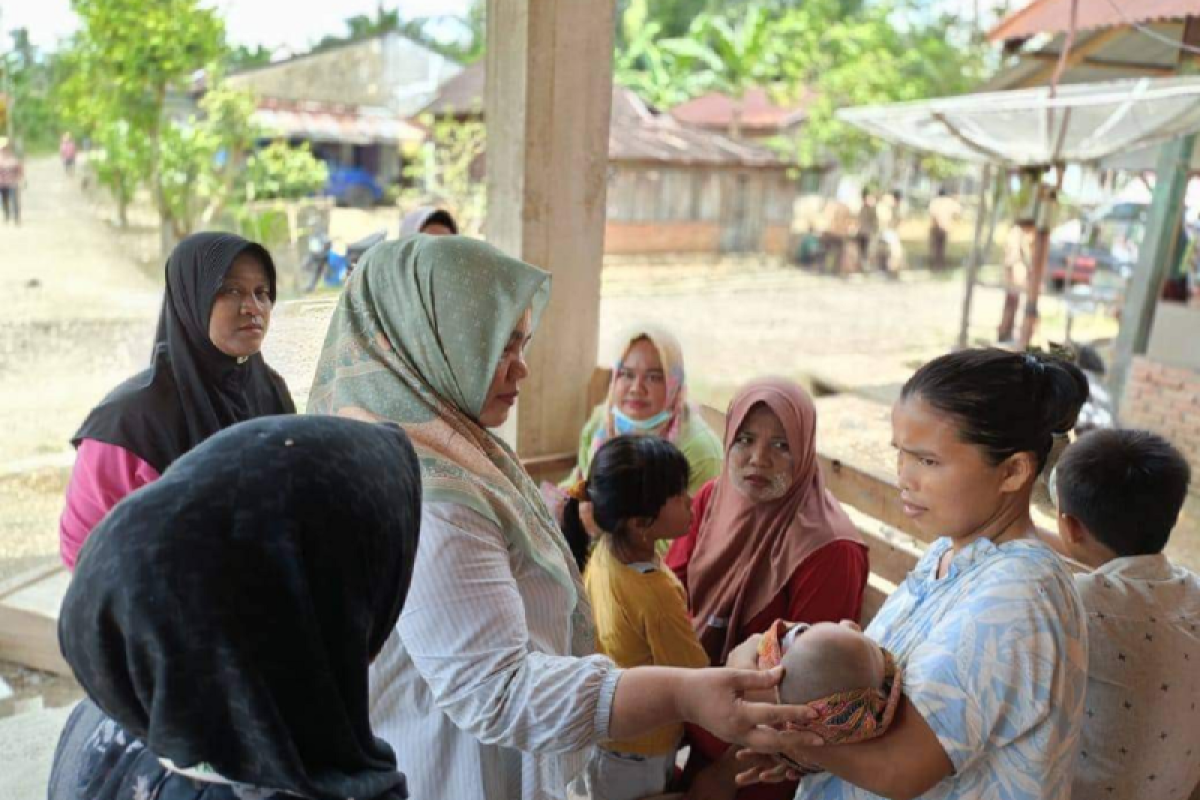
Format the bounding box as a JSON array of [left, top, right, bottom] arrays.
[[370, 502, 621, 800]]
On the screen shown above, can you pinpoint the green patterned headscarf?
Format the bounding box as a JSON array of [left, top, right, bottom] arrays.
[[308, 235, 593, 654]]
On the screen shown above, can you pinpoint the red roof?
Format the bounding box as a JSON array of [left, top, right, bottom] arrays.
[[669, 88, 809, 131], [990, 0, 1198, 42]]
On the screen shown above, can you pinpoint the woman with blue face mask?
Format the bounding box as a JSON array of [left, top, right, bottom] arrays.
[[567, 326, 723, 498]]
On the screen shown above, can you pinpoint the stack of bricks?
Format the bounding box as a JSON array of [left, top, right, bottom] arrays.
[[1121, 356, 1200, 484]]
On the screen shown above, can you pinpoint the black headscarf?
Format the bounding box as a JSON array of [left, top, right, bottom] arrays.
[[72, 232, 295, 473], [58, 415, 421, 800]]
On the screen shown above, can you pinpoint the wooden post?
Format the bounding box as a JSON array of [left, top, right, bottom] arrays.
[[1018, 168, 1063, 349], [1110, 16, 1200, 411], [957, 163, 994, 349], [484, 0, 617, 458]]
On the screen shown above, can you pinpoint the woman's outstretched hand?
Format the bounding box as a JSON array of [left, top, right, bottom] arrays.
[[675, 667, 824, 751]]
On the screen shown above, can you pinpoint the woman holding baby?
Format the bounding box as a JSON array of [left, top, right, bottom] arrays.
[[736, 349, 1091, 800]]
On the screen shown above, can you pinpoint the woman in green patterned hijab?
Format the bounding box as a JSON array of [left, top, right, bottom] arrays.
[[307, 234, 818, 800], [308, 234, 583, 628]]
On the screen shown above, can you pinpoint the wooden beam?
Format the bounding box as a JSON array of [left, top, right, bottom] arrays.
[[1026, 53, 1176, 76], [1017, 27, 1126, 88], [485, 0, 618, 459]]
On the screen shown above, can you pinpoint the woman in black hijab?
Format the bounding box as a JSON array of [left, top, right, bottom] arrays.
[[59, 232, 295, 569], [49, 414, 422, 800]]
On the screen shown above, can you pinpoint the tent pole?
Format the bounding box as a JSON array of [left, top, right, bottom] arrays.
[[957, 162, 995, 349]]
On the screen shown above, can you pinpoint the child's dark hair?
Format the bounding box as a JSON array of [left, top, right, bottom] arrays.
[[901, 348, 1089, 472], [562, 436, 690, 572], [1056, 429, 1191, 557]]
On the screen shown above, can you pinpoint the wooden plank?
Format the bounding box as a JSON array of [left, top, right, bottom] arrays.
[[0, 560, 62, 603], [860, 572, 897, 627], [843, 505, 925, 587], [0, 569, 71, 677]]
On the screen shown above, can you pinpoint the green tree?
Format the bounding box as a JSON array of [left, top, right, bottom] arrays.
[[403, 115, 486, 236], [90, 120, 150, 227], [58, 0, 225, 243], [1, 28, 66, 151], [613, 0, 702, 108], [243, 141, 328, 201], [157, 82, 261, 239], [661, 5, 777, 137], [227, 44, 274, 71], [770, 1, 990, 169]]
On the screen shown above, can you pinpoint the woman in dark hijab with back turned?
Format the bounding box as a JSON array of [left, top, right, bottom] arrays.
[[49, 414, 422, 800], [59, 232, 295, 569]]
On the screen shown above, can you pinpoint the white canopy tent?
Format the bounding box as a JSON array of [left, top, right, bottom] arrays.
[[838, 74, 1200, 355], [837, 75, 1200, 167]]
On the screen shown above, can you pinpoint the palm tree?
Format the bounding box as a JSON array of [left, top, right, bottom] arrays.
[[661, 5, 776, 138]]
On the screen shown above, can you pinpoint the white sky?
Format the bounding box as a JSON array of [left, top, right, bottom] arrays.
[[2, 0, 473, 53]]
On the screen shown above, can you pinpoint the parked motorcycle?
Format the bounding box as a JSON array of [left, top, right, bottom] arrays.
[[302, 229, 387, 292]]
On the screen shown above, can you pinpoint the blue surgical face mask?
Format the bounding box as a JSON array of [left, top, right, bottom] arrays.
[[613, 406, 673, 435]]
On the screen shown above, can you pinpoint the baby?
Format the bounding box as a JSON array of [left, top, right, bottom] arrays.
[[754, 621, 901, 770]]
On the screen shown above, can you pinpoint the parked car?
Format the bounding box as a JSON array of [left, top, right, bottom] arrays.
[[324, 165, 384, 208], [1047, 201, 1146, 290]]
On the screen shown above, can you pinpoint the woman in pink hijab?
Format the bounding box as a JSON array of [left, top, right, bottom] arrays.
[[666, 378, 869, 800]]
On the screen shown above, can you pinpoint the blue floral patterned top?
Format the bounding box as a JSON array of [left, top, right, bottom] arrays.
[[801, 536, 1088, 800]]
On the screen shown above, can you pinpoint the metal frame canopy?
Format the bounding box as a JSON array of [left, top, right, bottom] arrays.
[[837, 75, 1200, 167]]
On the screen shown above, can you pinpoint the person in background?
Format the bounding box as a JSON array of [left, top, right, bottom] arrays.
[[820, 197, 854, 274], [60, 133, 78, 176], [563, 325, 723, 516], [875, 190, 906, 274], [928, 188, 961, 271], [1041, 429, 1199, 800], [0, 138, 24, 225], [400, 206, 458, 236], [565, 436, 709, 800], [855, 190, 878, 272], [998, 217, 1036, 344], [59, 233, 295, 569]]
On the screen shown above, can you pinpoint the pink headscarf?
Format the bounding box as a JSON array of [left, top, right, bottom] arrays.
[[686, 378, 863, 664]]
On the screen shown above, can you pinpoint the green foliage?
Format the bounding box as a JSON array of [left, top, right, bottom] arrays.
[[243, 141, 329, 201], [613, 0, 992, 170], [90, 120, 150, 226], [402, 115, 486, 236], [226, 44, 274, 71], [61, 0, 224, 131], [772, 1, 989, 169], [1, 28, 67, 152]]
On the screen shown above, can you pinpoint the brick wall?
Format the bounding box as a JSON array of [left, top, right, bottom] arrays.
[[604, 222, 791, 256], [604, 222, 722, 254], [1122, 356, 1200, 483]]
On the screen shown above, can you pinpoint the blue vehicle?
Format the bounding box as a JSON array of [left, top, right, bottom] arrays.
[[324, 164, 384, 208]]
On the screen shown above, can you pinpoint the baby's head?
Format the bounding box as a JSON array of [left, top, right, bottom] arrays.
[[779, 622, 887, 705]]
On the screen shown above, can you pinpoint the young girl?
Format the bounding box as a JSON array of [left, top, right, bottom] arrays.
[[563, 435, 710, 800]]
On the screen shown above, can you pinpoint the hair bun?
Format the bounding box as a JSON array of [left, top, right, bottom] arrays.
[[1034, 355, 1089, 435]]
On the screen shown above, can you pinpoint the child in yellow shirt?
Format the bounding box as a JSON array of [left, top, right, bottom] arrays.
[[563, 435, 709, 800]]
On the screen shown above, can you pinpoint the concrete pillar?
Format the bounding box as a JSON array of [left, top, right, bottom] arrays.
[[485, 0, 617, 458]]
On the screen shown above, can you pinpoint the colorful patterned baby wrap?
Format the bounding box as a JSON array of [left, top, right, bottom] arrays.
[[756, 620, 903, 773]]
